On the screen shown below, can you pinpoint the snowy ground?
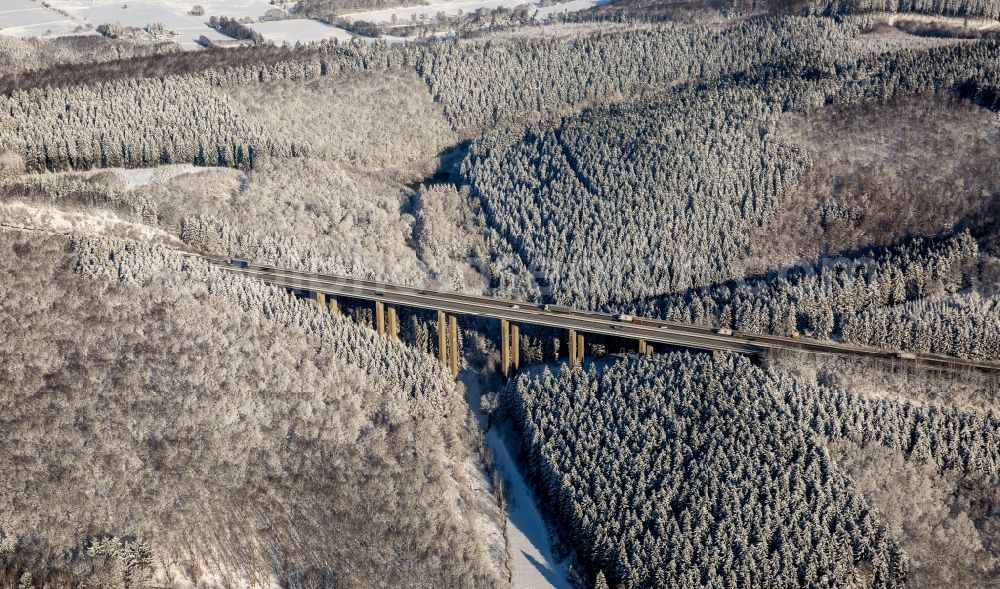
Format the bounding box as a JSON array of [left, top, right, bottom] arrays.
[[115, 163, 214, 188], [340, 0, 607, 23], [0, 201, 188, 247], [341, 0, 526, 23], [486, 427, 574, 589], [16, 0, 280, 49], [533, 0, 606, 19], [248, 18, 352, 44], [0, 0, 86, 37], [2, 0, 606, 47], [879, 11, 1000, 31], [461, 371, 573, 589]]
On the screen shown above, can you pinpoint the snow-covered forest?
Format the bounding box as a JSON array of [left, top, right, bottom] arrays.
[[507, 355, 908, 587], [813, 0, 1000, 19], [506, 353, 999, 588], [1, 2, 998, 587], [645, 232, 992, 356], [0, 232, 500, 588]]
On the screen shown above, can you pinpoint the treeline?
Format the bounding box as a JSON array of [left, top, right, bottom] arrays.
[[449, 25, 1000, 314], [646, 232, 979, 340], [294, 0, 428, 18], [73, 235, 460, 410], [0, 35, 178, 76], [811, 0, 1000, 19], [0, 42, 416, 173], [3, 17, 998, 110], [0, 18, 864, 124], [506, 353, 907, 588], [209, 16, 265, 44], [1, 233, 497, 588], [4, 19, 997, 178], [0, 77, 299, 172], [461, 84, 810, 309], [0, 39, 404, 96], [821, 38, 1000, 112], [842, 292, 1000, 360], [414, 17, 864, 131], [774, 369, 1000, 482], [447, 24, 1000, 360], [411, 17, 1000, 132]]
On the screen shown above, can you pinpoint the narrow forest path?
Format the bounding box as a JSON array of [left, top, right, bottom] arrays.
[[461, 371, 574, 589]]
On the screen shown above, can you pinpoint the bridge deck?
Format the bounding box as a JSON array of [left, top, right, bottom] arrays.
[[210, 258, 1000, 374]]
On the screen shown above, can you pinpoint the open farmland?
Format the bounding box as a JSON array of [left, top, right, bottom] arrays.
[[29, 0, 280, 48], [339, 0, 608, 23], [248, 18, 353, 44], [0, 0, 83, 37]]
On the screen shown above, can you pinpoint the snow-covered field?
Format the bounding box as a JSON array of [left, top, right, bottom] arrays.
[[534, 0, 606, 19], [8, 0, 280, 48], [2, 0, 606, 49], [341, 0, 607, 23], [249, 18, 352, 44], [0, 0, 85, 37], [341, 0, 525, 23]]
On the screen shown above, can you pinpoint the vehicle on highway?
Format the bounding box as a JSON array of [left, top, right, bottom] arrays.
[[227, 258, 249, 268], [893, 351, 918, 360], [374, 290, 385, 296], [715, 327, 733, 336], [510, 304, 520, 310], [610, 324, 622, 331], [616, 314, 634, 322]]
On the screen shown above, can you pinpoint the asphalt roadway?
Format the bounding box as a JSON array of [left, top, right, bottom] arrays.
[[209, 258, 1000, 374]]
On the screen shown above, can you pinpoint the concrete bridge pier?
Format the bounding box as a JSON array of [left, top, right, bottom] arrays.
[[387, 306, 398, 340], [501, 319, 511, 379], [568, 328, 577, 368], [511, 324, 520, 371], [375, 301, 385, 336], [499, 319, 520, 379], [449, 314, 459, 377], [438, 310, 447, 364]]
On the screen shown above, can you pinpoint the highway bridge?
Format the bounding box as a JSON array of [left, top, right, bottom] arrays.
[[208, 257, 1000, 377]]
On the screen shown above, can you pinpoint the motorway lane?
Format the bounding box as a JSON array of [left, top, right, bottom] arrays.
[[209, 259, 1000, 373], [216, 264, 764, 354]]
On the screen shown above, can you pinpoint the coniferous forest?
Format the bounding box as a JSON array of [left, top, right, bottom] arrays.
[[0, 1, 998, 588]]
